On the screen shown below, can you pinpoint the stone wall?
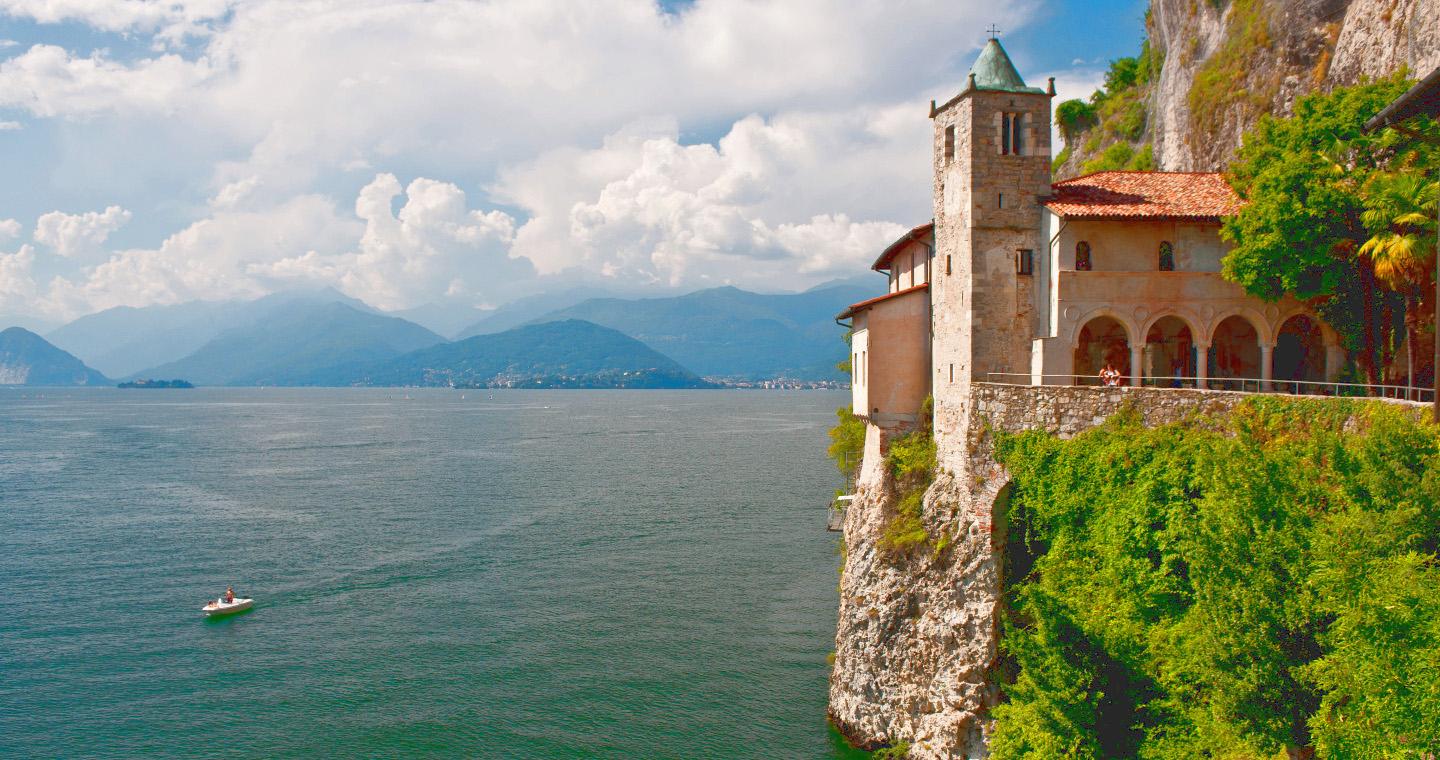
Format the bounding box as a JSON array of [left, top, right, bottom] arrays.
[[829, 384, 1331, 758]]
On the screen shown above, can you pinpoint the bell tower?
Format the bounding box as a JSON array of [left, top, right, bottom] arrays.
[[928, 36, 1053, 439]]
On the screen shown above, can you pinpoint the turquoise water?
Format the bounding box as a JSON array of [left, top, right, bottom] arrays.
[[0, 389, 865, 759]]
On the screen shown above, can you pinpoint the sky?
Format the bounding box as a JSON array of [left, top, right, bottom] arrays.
[[0, 0, 1146, 329]]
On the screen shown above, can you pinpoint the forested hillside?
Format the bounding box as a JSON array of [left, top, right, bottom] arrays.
[[1055, 0, 1440, 178]]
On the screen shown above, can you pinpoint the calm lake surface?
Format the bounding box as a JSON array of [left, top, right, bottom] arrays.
[[0, 388, 865, 759]]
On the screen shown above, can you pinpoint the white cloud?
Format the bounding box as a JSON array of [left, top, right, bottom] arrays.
[[0, 244, 38, 302], [0, 0, 233, 45], [0, 39, 18, 48], [255, 173, 526, 311], [0, 218, 20, 239], [499, 109, 919, 289], [0, 120, 20, 129], [0, 44, 213, 118], [0, 0, 1058, 318], [33, 205, 132, 260]]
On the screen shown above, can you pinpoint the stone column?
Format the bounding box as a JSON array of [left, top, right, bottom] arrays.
[[1259, 343, 1274, 392], [1129, 343, 1143, 387], [1325, 343, 1345, 385], [1195, 342, 1210, 389]]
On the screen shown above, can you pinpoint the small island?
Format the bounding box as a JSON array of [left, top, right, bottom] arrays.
[[117, 379, 194, 389]]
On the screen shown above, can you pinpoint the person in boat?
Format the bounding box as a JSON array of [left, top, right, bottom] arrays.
[[225, 586, 235, 603]]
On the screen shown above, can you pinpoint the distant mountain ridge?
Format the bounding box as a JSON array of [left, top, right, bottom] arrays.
[[500, 282, 878, 381], [0, 327, 109, 386], [47, 288, 377, 378], [134, 301, 445, 386], [351, 319, 712, 388]]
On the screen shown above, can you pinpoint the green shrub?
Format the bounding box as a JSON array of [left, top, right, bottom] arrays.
[[872, 741, 910, 759], [828, 407, 865, 477], [989, 397, 1440, 758], [880, 397, 936, 554]]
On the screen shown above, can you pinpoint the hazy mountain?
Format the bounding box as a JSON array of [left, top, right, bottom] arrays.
[[133, 301, 445, 386], [47, 288, 378, 378], [522, 282, 879, 380], [0, 327, 110, 386], [350, 319, 712, 389], [390, 300, 492, 338], [453, 285, 663, 340]]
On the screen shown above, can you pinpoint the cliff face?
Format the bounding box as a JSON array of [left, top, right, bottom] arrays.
[[830, 387, 1248, 758], [1059, 0, 1440, 177]]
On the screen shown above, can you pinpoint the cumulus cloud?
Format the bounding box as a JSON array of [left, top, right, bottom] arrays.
[[498, 108, 922, 288], [33, 206, 132, 260], [0, 244, 38, 302], [255, 173, 526, 311], [0, 218, 20, 239], [0, 120, 20, 129], [1, 0, 1052, 318], [0, 44, 213, 118], [0, 0, 233, 45]]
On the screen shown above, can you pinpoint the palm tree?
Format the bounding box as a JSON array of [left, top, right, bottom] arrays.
[[1359, 171, 1439, 398]]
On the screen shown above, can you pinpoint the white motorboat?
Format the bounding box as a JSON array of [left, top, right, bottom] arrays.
[[202, 597, 253, 617]]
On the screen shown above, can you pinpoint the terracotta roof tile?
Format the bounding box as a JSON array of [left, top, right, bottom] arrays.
[[1045, 171, 1241, 221], [836, 283, 929, 320], [872, 222, 934, 271]]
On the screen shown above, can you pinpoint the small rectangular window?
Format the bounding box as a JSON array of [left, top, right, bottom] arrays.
[[949, 364, 954, 383], [946, 255, 952, 275], [944, 125, 955, 161], [1000, 114, 1011, 156], [998, 193, 1004, 209], [1012, 112, 1024, 155], [1016, 249, 1034, 276]]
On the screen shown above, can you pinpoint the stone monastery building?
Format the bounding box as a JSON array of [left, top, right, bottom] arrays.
[[838, 37, 1344, 432]]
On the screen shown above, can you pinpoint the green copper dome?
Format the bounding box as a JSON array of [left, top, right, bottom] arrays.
[[968, 38, 1046, 94]]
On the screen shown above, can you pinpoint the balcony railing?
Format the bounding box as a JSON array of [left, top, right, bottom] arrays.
[[984, 373, 1435, 403]]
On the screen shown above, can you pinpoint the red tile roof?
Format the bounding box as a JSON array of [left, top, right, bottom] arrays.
[[836, 283, 929, 320], [1045, 171, 1241, 221], [872, 222, 934, 271]]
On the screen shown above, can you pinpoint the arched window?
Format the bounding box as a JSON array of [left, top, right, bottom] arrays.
[[1075, 241, 1092, 271], [1158, 241, 1175, 271]]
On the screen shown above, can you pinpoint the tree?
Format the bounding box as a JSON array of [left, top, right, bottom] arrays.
[[1222, 74, 1425, 385], [1360, 171, 1439, 394]]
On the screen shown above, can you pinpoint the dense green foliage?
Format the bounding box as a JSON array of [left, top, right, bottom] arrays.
[[1187, 0, 1274, 147], [871, 741, 910, 759], [989, 397, 1440, 758], [828, 406, 865, 478], [1057, 30, 1161, 177], [0, 326, 110, 386], [880, 397, 936, 553], [1222, 75, 1438, 385]]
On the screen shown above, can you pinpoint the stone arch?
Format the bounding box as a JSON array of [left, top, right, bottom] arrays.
[[1208, 313, 1264, 390], [1072, 312, 1133, 385], [1272, 313, 1326, 388], [1142, 313, 1198, 387], [1204, 308, 1269, 346], [1270, 307, 1339, 348]]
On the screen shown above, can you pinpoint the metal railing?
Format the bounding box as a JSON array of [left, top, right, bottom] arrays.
[[984, 373, 1436, 404]]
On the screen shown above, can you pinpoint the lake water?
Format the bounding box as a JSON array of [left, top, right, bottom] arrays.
[[0, 388, 864, 759]]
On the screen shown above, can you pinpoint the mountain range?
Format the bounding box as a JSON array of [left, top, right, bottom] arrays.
[[25, 279, 874, 386], [348, 319, 712, 388], [0, 327, 109, 386]]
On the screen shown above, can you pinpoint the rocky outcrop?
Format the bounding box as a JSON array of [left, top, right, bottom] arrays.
[[1060, 0, 1440, 177], [830, 385, 1254, 758]]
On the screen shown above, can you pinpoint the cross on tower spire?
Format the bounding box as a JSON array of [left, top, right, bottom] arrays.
[[986, 24, 1001, 40]]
